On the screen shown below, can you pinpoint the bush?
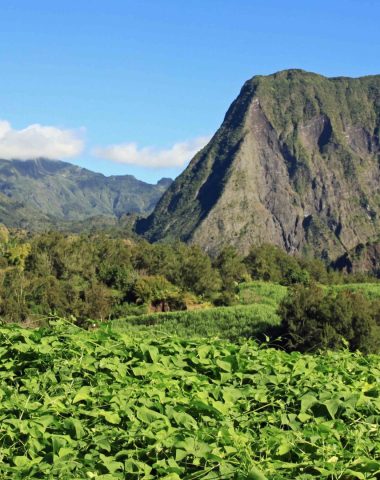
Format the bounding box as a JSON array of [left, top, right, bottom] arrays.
[[279, 284, 380, 353]]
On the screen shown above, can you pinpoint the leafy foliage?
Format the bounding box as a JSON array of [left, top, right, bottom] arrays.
[[0, 232, 225, 324], [0, 322, 378, 479], [0, 228, 379, 339]]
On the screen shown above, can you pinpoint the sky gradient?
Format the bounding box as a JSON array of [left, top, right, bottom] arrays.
[[0, 0, 379, 183]]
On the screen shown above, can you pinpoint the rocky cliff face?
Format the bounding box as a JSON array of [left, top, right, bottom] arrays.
[[137, 70, 380, 262], [0, 158, 172, 230]]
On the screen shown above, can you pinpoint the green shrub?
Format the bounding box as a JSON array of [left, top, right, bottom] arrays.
[[279, 284, 380, 353]]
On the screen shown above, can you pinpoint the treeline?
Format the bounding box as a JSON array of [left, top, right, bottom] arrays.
[[0, 227, 376, 325]]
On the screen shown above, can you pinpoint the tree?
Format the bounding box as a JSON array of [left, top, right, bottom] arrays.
[[131, 275, 184, 312], [0, 268, 29, 323], [178, 245, 222, 298], [244, 244, 309, 285]]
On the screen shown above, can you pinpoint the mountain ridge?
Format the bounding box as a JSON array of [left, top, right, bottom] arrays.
[[0, 157, 172, 230]]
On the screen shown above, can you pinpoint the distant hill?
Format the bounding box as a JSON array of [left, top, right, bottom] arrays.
[[137, 69, 380, 263], [0, 158, 172, 230]]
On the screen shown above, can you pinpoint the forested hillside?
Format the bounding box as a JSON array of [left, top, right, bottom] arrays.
[[0, 158, 171, 230]]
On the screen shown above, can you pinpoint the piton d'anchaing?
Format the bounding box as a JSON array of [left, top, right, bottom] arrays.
[[137, 69, 380, 269]]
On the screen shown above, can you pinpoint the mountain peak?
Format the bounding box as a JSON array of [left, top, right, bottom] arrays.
[[156, 177, 173, 187], [137, 71, 380, 262]]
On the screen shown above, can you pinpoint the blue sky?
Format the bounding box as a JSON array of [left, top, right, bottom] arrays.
[[0, 0, 379, 183]]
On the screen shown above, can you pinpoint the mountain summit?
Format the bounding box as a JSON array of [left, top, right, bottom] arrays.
[[137, 69, 380, 261]]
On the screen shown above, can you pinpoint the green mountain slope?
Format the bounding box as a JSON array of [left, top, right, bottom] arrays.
[[137, 69, 380, 262], [0, 158, 171, 229]]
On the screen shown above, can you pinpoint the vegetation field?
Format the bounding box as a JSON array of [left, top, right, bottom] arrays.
[[111, 303, 280, 341], [238, 281, 288, 307], [329, 283, 380, 301], [0, 321, 379, 479]]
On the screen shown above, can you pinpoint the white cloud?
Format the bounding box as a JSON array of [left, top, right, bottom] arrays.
[[93, 136, 211, 168], [0, 120, 84, 160]]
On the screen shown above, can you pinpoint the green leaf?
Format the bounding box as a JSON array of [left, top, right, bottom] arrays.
[[172, 410, 197, 429], [344, 470, 365, 479], [216, 358, 232, 372], [175, 449, 188, 461], [323, 399, 340, 419], [247, 466, 268, 480], [72, 386, 92, 404], [300, 394, 318, 413], [124, 459, 152, 474], [99, 454, 123, 473], [148, 346, 159, 362], [58, 447, 75, 458], [102, 411, 121, 425], [13, 456, 30, 468], [52, 435, 68, 454], [137, 406, 167, 424], [351, 458, 380, 473], [73, 418, 85, 438], [35, 415, 56, 428], [298, 413, 311, 423], [277, 442, 292, 456]]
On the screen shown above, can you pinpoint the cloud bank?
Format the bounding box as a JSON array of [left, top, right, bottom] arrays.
[[0, 120, 84, 160], [93, 136, 211, 168]]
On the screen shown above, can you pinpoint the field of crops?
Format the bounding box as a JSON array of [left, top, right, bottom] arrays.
[[239, 281, 380, 305], [0, 321, 379, 479], [111, 303, 280, 341], [111, 281, 285, 341]]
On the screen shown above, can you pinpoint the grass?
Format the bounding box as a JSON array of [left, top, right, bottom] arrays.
[[238, 280, 288, 306]]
